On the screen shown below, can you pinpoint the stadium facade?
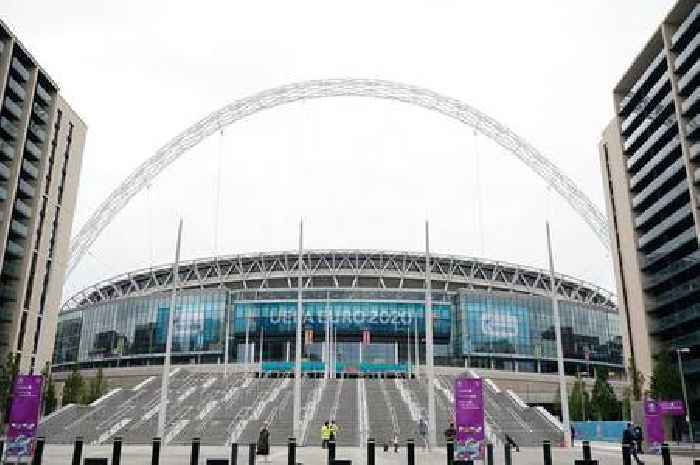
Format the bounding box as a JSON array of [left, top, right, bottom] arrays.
[[54, 250, 623, 376]]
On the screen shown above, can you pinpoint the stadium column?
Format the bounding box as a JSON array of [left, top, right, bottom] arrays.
[[158, 218, 183, 439], [293, 219, 304, 439], [546, 222, 571, 447], [425, 220, 437, 447]]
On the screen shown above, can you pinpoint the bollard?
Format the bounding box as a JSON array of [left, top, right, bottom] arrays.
[[0, 438, 4, 463], [504, 443, 512, 465], [486, 443, 494, 465], [113, 436, 123, 465], [72, 436, 84, 465], [542, 440, 551, 465], [288, 438, 296, 465], [249, 443, 256, 465], [231, 443, 238, 465], [152, 437, 161, 465], [328, 440, 336, 465], [191, 437, 201, 465], [368, 437, 375, 465], [31, 437, 45, 465], [661, 443, 672, 465], [446, 440, 454, 465], [583, 440, 592, 461], [407, 439, 415, 465], [622, 444, 631, 465]]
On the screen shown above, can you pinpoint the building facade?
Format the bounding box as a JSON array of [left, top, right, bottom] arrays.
[[599, 0, 699, 409], [0, 20, 86, 373], [54, 250, 623, 377]]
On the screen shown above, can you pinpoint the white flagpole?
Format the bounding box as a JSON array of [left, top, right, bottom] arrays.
[[293, 220, 304, 439], [547, 221, 571, 447], [157, 218, 183, 439], [425, 220, 437, 447]]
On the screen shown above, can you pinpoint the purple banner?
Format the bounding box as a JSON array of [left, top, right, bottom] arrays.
[[644, 400, 664, 455], [454, 377, 485, 460], [659, 400, 685, 416], [6, 375, 43, 460]]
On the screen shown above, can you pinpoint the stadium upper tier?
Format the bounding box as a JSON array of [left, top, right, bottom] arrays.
[[63, 249, 614, 310]]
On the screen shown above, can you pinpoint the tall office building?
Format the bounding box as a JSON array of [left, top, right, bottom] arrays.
[[0, 19, 86, 373], [600, 0, 700, 409]]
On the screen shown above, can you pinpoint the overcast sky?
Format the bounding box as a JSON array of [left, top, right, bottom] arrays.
[[1, 1, 675, 299]]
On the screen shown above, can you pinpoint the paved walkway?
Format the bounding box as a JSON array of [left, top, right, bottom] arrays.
[[34, 444, 700, 465]]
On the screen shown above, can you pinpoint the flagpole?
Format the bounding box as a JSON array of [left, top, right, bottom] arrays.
[[157, 218, 183, 439], [547, 221, 571, 447]]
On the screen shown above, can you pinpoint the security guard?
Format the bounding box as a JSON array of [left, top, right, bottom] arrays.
[[321, 421, 331, 449]]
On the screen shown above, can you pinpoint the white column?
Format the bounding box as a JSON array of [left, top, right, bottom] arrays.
[[546, 222, 571, 447], [293, 220, 304, 439], [259, 328, 264, 375], [425, 220, 437, 447], [407, 326, 412, 377], [325, 294, 331, 379], [224, 305, 230, 378], [414, 315, 419, 380], [157, 218, 183, 439], [394, 341, 398, 364], [286, 341, 290, 363], [244, 310, 250, 370]]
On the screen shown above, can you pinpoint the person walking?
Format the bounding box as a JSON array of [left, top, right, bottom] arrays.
[[634, 424, 644, 454], [257, 424, 271, 463], [321, 421, 331, 449], [623, 423, 644, 465], [417, 418, 429, 450], [393, 431, 399, 453]]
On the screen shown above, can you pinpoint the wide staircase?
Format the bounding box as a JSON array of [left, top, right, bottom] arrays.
[[40, 368, 562, 448]]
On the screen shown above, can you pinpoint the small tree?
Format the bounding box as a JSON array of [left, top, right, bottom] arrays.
[[569, 376, 591, 421], [591, 369, 619, 420], [41, 362, 57, 416], [627, 357, 645, 401], [649, 351, 682, 401], [83, 368, 107, 404], [62, 365, 84, 406]]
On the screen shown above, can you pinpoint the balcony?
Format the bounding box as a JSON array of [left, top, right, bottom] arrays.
[[683, 86, 700, 116], [17, 179, 34, 199], [630, 136, 681, 192], [5, 240, 24, 259], [650, 302, 700, 335], [10, 57, 30, 82], [6, 78, 26, 102], [690, 141, 700, 161], [0, 286, 17, 303], [1, 260, 22, 280], [687, 114, 700, 140], [34, 84, 51, 105], [14, 198, 31, 218], [618, 51, 667, 117], [641, 226, 697, 271], [672, 3, 700, 52], [644, 250, 700, 290], [638, 203, 693, 251], [678, 59, 700, 97], [635, 182, 690, 231], [3, 97, 23, 121], [649, 278, 700, 313], [24, 139, 41, 161], [675, 32, 700, 76], [9, 220, 28, 239], [621, 78, 671, 137], [623, 93, 674, 153], [632, 157, 686, 211], [0, 162, 11, 181], [31, 103, 49, 125], [626, 118, 677, 174], [21, 160, 38, 180], [0, 186, 8, 202], [0, 142, 14, 162], [0, 117, 18, 140]]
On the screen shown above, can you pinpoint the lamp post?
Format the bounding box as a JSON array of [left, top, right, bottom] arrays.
[[676, 347, 693, 447]]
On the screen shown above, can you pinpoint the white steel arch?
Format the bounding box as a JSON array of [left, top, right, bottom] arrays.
[[67, 79, 610, 277]]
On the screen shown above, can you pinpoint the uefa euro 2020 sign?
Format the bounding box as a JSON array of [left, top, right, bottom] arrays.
[[6, 375, 43, 463], [454, 377, 485, 460]]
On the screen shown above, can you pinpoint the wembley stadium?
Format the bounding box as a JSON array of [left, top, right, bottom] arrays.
[[53, 249, 623, 376]]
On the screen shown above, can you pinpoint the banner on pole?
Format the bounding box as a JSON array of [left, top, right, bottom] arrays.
[[6, 375, 43, 462], [454, 377, 485, 460], [644, 400, 664, 454]]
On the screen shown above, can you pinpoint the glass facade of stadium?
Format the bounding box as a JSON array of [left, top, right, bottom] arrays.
[[54, 287, 624, 376]]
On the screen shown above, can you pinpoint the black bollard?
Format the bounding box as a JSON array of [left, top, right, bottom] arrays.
[[31, 437, 45, 465], [288, 438, 296, 465], [249, 443, 256, 465], [152, 437, 161, 465], [622, 444, 631, 465], [368, 437, 375, 465], [191, 437, 201, 465], [328, 440, 336, 465], [0, 438, 4, 463], [407, 439, 415, 465], [542, 440, 551, 465], [113, 436, 123, 465], [662, 443, 672, 465], [231, 443, 238, 465], [72, 436, 84, 465], [504, 443, 512, 465], [486, 443, 494, 465], [446, 440, 454, 465], [583, 440, 592, 461]]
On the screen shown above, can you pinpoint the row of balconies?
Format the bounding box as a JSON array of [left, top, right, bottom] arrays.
[[6, 77, 26, 103], [0, 142, 13, 161], [9, 57, 29, 83], [634, 181, 689, 232], [648, 278, 700, 316], [640, 226, 697, 272], [626, 118, 678, 174], [623, 92, 675, 154], [630, 136, 681, 192], [638, 203, 693, 252], [632, 157, 686, 212], [621, 77, 671, 137], [3, 96, 23, 121], [649, 301, 700, 336], [678, 57, 700, 97], [618, 50, 668, 118], [643, 250, 700, 292], [672, 3, 700, 53], [0, 116, 18, 140]]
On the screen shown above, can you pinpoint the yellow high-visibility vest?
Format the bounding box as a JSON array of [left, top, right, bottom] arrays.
[[321, 426, 331, 439]]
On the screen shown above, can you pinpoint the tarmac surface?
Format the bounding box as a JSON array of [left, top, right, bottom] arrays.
[[24, 442, 700, 465]]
